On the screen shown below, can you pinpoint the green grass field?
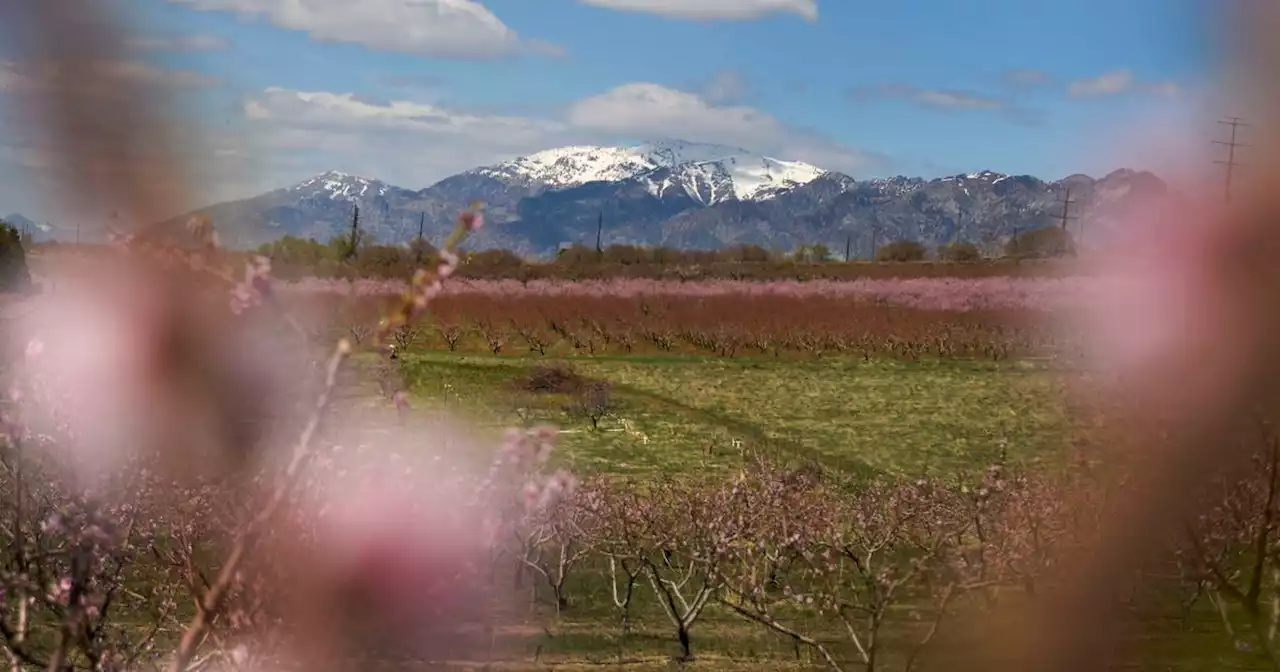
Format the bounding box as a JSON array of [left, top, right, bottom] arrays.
[[386, 351, 1265, 671], [396, 352, 1069, 479]]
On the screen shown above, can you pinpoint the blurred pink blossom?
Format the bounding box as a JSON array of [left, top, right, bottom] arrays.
[[281, 276, 1098, 312]]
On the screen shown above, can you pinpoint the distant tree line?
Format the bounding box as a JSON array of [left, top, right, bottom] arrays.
[[23, 224, 1077, 282], [235, 225, 1074, 281]]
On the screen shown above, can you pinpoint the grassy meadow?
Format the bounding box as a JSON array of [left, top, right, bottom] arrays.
[[353, 343, 1256, 671], [395, 353, 1067, 478]]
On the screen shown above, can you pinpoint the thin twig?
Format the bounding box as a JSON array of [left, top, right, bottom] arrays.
[[165, 341, 349, 672]]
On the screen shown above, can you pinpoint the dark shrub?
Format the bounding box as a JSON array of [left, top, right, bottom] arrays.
[[564, 381, 615, 431], [876, 240, 927, 262], [0, 221, 32, 294], [516, 363, 585, 395], [937, 242, 982, 262], [1006, 226, 1075, 259]]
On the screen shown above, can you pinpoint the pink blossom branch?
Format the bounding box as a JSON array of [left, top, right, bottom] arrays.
[[165, 339, 347, 672], [166, 204, 487, 671]]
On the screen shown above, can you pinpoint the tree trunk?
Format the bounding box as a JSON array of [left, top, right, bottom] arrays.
[[677, 625, 693, 661]]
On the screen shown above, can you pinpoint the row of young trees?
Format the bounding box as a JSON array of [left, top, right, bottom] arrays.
[[230, 228, 1075, 283], [503, 452, 1079, 669], [5, 422, 1277, 670], [460, 419, 1280, 670], [325, 293, 1064, 362], [30, 237, 1074, 283]]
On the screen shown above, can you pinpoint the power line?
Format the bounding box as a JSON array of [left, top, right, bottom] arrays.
[[1214, 116, 1252, 205]]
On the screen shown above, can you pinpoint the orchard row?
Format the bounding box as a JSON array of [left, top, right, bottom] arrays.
[[6, 435, 1260, 669], [30, 240, 1078, 284], [294, 292, 1074, 361], [282, 275, 1097, 312]]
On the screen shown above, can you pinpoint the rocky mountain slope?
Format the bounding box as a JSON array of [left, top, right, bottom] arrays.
[[13, 140, 1170, 257]]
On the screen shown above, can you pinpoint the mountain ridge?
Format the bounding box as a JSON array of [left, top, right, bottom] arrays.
[[8, 140, 1171, 257]]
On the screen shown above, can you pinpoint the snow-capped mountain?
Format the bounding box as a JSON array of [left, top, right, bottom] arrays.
[[136, 140, 1172, 257], [474, 140, 827, 205], [290, 171, 396, 201]]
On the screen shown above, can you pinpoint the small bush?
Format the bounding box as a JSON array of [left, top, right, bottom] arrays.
[[937, 242, 982, 263], [794, 244, 833, 263], [602, 244, 649, 265], [0, 221, 32, 293], [876, 240, 926, 262], [724, 243, 774, 263], [516, 363, 586, 395], [466, 248, 525, 270], [1006, 226, 1075, 259], [564, 381, 615, 431]]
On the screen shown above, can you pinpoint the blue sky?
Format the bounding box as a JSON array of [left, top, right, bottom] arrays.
[[0, 0, 1217, 222]]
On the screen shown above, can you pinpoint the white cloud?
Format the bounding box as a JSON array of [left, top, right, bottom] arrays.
[[126, 34, 229, 51], [244, 88, 563, 146], [166, 0, 559, 59], [568, 83, 882, 173], [236, 88, 574, 191], [569, 83, 785, 144], [235, 81, 883, 192], [2, 75, 882, 219], [1068, 69, 1135, 97], [849, 83, 1005, 111], [1068, 69, 1180, 99], [578, 0, 817, 21]]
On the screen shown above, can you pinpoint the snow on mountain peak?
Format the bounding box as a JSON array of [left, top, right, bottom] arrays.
[[944, 170, 1007, 183], [478, 140, 828, 204], [292, 170, 390, 200]]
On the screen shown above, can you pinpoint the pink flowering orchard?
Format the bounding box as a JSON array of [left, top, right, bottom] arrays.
[[7, 2, 1280, 669], [282, 275, 1099, 312], [2, 205, 579, 670]]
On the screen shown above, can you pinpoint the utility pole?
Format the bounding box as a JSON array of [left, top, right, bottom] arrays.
[[1214, 116, 1251, 205], [595, 210, 603, 257], [75, 221, 80, 245], [870, 225, 880, 261], [345, 203, 360, 262], [844, 233, 852, 262], [414, 212, 425, 265], [1056, 188, 1078, 231], [953, 210, 964, 245], [1056, 188, 1079, 257]]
